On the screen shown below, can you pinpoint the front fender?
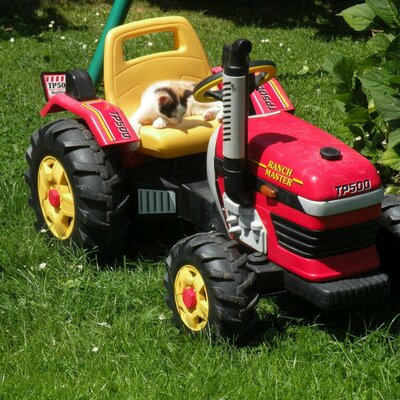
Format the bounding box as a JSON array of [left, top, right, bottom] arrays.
[[40, 94, 139, 147]]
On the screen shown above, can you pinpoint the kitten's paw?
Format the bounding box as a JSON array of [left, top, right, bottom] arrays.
[[217, 109, 223, 123], [128, 141, 141, 152], [153, 117, 168, 129], [203, 109, 216, 121]]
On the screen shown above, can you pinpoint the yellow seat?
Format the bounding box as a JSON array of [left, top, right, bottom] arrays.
[[139, 116, 219, 158], [104, 16, 218, 158]]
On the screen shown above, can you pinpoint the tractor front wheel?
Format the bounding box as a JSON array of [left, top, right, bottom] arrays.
[[25, 119, 130, 259], [164, 232, 259, 342]]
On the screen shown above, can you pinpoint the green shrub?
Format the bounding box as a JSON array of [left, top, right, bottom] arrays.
[[323, 0, 400, 192]]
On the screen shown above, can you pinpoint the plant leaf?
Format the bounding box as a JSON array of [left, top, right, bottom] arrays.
[[366, 0, 400, 28], [386, 34, 400, 59], [338, 4, 376, 31], [387, 128, 400, 148], [373, 92, 400, 122], [322, 53, 346, 75], [380, 147, 400, 170], [344, 106, 371, 124], [359, 70, 397, 95], [367, 32, 392, 53]]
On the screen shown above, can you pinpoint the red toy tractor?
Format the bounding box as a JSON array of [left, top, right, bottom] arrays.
[[25, 17, 400, 341]]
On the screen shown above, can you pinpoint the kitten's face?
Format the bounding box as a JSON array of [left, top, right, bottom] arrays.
[[155, 87, 192, 125]]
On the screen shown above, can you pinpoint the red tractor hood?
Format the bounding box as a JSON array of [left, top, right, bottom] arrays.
[[246, 112, 382, 202]]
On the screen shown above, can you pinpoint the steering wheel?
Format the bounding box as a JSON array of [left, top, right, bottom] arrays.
[[193, 60, 277, 103]]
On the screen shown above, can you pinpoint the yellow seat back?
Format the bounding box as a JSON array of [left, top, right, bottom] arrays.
[[104, 16, 213, 121]]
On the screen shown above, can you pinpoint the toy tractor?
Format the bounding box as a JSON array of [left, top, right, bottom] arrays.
[[25, 16, 400, 341]]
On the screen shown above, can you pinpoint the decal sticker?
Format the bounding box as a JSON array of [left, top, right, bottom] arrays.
[[257, 86, 277, 111], [335, 180, 371, 197], [250, 159, 303, 187], [41, 72, 66, 101], [109, 111, 131, 139]]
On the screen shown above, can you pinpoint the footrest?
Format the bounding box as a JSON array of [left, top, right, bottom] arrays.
[[284, 270, 390, 309]]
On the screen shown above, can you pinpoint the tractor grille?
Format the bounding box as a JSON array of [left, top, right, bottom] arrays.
[[271, 214, 379, 259]]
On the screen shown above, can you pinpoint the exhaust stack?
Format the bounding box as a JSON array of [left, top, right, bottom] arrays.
[[222, 39, 252, 207]]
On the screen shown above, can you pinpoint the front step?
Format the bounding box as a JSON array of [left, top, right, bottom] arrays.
[[247, 253, 390, 309], [283, 269, 390, 309]]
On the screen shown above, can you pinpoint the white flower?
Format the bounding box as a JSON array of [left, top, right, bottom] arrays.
[[95, 12, 100, 16], [298, 65, 309, 74], [94, 38, 98, 43], [60, 36, 65, 40], [287, 48, 291, 52], [92, 346, 99, 352], [77, 264, 83, 271], [82, 44, 87, 49], [38, 262, 47, 270], [49, 23, 53, 28], [10, 37, 15, 43], [158, 313, 166, 321], [147, 42, 153, 46], [96, 322, 111, 327], [279, 42, 284, 47], [355, 136, 362, 141], [261, 39, 270, 43]]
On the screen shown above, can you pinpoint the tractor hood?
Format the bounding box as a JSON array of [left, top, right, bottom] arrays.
[[246, 112, 382, 202]]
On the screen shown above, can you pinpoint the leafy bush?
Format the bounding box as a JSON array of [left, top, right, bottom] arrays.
[[323, 0, 400, 191]]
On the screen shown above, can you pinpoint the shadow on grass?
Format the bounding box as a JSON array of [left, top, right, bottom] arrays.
[[2, 0, 365, 41], [148, 0, 362, 37], [250, 292, 400, 347], [117, 222, 400, 346], [0, 0, 93, 40]]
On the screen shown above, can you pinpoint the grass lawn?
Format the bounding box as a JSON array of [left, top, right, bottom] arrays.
[[1, 1, 400, 399]]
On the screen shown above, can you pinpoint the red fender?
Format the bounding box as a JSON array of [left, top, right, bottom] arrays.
[[211, 66, 294, 115], [40, 94, 140, 147]]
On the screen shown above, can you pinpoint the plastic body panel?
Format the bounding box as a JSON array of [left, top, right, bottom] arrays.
[[40, 94, 139, 147], [214, 111, 383, 282]]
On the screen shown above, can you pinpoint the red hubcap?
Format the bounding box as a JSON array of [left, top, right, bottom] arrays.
[[48, 188, 60, 207], [182, 287, 197, 309]]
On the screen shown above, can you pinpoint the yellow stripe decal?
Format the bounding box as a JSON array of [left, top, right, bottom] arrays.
[[82, 101, 115, 142], [270, 79, 290, 108], [292, 178, 304, 185]]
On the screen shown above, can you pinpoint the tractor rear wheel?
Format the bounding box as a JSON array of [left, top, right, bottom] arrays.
[[25, 118, 130, 259], [164, 232, 259, 342], [377, 194, 400, 291]]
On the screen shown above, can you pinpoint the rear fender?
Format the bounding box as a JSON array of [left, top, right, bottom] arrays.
[[40, 94, 140, 147], [211, 66, 294, 115]]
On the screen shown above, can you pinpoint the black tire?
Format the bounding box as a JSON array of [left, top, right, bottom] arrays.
[[376, 194, 400, 291], [25, 118, 130, 259], [164, 232, 259, 342]]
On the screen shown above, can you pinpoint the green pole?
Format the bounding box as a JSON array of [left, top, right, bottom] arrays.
[[88, 0, 132, 87]]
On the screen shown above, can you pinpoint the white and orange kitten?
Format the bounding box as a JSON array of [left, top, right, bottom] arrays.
[[130, 80, 222, 132]]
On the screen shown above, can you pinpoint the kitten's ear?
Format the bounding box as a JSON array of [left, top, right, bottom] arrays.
[[183, 89, 193, 100], [158, 95, 172, 106]]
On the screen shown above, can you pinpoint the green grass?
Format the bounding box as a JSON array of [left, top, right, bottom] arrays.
[[1, 1, 400, 399]]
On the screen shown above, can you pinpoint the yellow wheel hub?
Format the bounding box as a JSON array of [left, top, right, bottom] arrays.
[[174, 264, 209, 331], [37, 156, 75, 239]]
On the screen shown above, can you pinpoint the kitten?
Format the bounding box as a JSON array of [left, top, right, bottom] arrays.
[[130, 80, 222, 132]]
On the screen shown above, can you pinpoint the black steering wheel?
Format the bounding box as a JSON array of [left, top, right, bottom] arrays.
[[193, 60, 277, 103]]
